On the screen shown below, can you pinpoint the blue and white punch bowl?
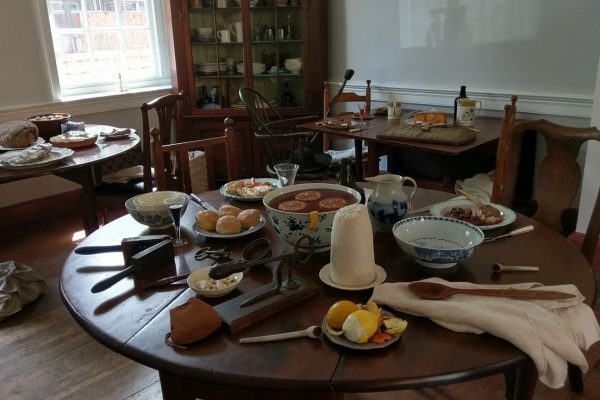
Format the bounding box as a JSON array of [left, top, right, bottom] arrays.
[[392, 216, 484, 268], [126, 191, 189, 229]]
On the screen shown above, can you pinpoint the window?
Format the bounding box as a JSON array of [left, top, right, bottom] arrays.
[[40, 0, 171, 99]]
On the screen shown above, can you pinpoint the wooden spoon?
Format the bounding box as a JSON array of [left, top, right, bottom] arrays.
[[407, 281, 575, 300]]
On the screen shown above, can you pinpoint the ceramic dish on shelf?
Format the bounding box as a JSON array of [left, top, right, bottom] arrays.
[[321, 310, 401, 350], [0, 137, 44, 151], [318, 264, 387, 291], [429, 199, 516, 231], [192, 216, 266, 239], [0, 147, 74, 169], [219, 178, 279, 201]]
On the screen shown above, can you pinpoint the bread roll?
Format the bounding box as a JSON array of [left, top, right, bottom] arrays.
[[215, 215, 242, 235], [218, 205, 241, 218], [0, 121, 39, 148], [225, 180, 244, 195], [237, 209, 261, 229], [195, 210, 219, 231]]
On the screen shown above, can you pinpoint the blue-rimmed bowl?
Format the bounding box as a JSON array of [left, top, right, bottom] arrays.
[[125, 192, 189, 229], [392, 216, 484, 269]]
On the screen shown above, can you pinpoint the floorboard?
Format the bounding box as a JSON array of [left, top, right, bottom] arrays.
[[0, 210, 598, 400]]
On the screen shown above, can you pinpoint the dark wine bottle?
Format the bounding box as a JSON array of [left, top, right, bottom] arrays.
[[337, 158, 365, 204], [453, 85, 467, 127]]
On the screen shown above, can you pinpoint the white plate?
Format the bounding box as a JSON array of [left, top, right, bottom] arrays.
[[0, 147, 74, 169], [323, 120, 358, 130], [0, 137, 45, 151], [429, 199, 517, 231], [405, 117, 447, 127], [219, 178, 280, 202], [192, 215, 266, 238], [322, 310, 401, 350], [319, 264, 387, 291]]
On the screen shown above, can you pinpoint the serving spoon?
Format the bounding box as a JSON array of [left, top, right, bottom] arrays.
[[239, 325, 323, 343], [492, 263, 539, 273], [407, 281, 575, 301]]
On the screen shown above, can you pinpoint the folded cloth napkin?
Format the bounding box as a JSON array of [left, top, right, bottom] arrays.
[[0, 261, 46, 321], [326, 145, 368, 163], [371, 277, 600, 388]]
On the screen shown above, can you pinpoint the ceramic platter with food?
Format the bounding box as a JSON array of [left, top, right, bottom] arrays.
[[193, 205, 265, 239], [220, 178, 279, 201], [50, 131, 98, 148], [0, 145, 74, 169], [430, 199, 516, 230], [322, 299, 407, 350], [405, 111, 448, 127], [322, 118, 358, 130]]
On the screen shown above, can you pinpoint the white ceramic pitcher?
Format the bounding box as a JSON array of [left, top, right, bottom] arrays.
[[365, 174, 417, 232]]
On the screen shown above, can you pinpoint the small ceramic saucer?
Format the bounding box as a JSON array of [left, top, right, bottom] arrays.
[[319, 264, 386, 291]]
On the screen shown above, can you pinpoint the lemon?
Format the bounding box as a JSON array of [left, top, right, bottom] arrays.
[[326, 300, 358, 329], [342, 309, 379, 343]]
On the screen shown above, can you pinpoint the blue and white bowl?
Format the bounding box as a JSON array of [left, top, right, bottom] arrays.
[[392, 216, 484, 268], [263, 183, 361, 252], [125, 192, 189, 229]]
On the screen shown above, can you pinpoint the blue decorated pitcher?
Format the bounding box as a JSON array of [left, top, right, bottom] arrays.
[[365, 174, 417, 232]]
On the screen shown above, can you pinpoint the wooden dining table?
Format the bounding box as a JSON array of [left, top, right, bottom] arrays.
[[0, 126, 139, 234], [59, 187, 596, 400], [298, 114, 502, 181]]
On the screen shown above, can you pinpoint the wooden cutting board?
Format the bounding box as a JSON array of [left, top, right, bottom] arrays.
[[377, 125, 477, 146]]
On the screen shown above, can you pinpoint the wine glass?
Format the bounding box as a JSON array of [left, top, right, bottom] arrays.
[[168, 204, 188, 247]]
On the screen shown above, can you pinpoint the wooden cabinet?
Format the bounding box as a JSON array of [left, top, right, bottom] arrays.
[[165, 0, 327, 179]]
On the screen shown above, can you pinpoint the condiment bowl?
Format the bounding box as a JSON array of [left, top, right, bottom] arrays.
[[126, 192, 189, 229], [392, 216, 484, 269], [26, 113, 70, 140], [262, 182, 361, 252], [187, 267, 243, 297]]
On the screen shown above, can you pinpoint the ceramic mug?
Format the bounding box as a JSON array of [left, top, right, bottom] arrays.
[[456, 97, 482, 126], [217, 29, 231, 43], [387, 101, 402, 120], [230, 22, 242, 42]]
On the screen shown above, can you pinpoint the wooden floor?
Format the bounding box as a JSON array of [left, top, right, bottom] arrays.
[[1, 210, 599, 400]]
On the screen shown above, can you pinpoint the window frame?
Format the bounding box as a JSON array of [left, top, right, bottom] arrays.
[[33, 0, 172, 101]]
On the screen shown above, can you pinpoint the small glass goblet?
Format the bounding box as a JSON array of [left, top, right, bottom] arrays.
[[168, 204, 188, 247]]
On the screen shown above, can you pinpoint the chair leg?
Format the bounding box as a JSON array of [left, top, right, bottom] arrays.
[[568, 362, 584, 393]]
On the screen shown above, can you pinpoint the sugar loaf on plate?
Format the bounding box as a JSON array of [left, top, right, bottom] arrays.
[[0, 120, 39, 148]]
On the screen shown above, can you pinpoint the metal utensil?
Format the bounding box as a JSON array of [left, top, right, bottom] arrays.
[[483, 225, 535, 243], [407, 281, 575, 301], [239, 325, 323, 343], [492, 263, 540, 273], [190, 193, 216, 211]]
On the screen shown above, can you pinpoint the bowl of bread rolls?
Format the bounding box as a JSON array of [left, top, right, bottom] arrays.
[[194, 205, 264, 237], [125, 191, 189, 229]]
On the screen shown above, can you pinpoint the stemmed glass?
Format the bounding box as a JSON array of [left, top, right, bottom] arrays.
[[168, 204, 188, 247]]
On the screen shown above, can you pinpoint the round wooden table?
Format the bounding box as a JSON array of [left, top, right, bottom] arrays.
[[0, 128, 139, 234], [59, 188, 596, 400]]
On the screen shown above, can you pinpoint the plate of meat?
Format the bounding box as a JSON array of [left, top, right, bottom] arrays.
[[429, 199, 516, 230]]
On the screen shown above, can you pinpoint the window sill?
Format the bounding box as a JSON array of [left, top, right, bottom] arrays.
[[0, 86, 173, 120]]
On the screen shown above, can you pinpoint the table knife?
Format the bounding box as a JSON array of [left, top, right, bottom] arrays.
[[191, 193, 216, 211]]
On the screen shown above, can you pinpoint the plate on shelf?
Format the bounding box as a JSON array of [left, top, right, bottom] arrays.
[[219, 178, 279, 201], [0, 137, 45, 151], [192, 215, 266, 239], [0, 147, 74, 169], [429, 199, 516, 231], [322, 310, 402, 350]]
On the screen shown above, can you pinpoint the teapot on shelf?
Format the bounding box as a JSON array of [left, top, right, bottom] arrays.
[[365, 174, 417, 233]]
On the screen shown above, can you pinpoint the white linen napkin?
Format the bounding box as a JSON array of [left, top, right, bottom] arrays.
[[371, 277, 600, 388]]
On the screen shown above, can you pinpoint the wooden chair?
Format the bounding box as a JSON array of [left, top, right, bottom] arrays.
[[322, 79, 371, 153], [491, 96, 600, 393], [238, 87, 331, 180], [94, 91, 185, 221], [150, 117, 237, 193]]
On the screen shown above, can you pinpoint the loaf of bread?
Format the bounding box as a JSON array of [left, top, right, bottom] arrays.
[[0, 121, 39, 148], [412, 112, 447, 125]]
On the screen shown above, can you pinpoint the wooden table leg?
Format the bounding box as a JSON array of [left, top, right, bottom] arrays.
[[354, 138, 363, 181], [503, 359, 537, 400], [80, 166, 99, 235], [366, 141, 380, 179]]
